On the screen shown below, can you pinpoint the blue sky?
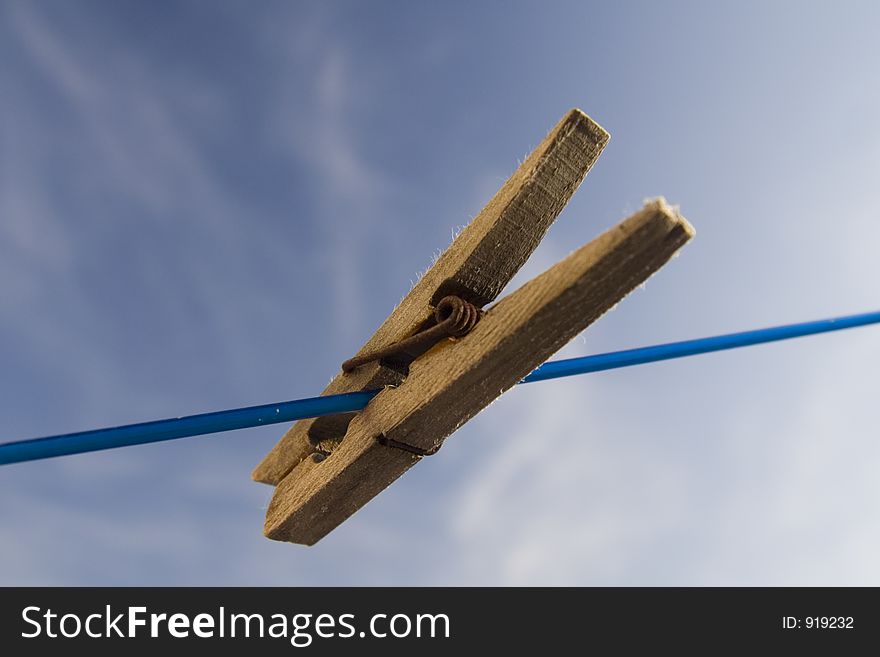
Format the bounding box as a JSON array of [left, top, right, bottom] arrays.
[[2, 0, 880, 584]]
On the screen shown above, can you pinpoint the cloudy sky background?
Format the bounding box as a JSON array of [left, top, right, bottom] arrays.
[[2, 0, 880, 585]]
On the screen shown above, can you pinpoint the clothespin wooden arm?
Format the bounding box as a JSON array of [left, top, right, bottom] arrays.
[[253, 109, 609, 485], [265, 198, 694, 545]]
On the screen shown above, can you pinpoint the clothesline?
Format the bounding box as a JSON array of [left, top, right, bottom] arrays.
[[1, 309, 878, 466]]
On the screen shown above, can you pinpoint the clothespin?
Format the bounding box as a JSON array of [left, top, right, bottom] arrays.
[[253, 109, 694, 545]]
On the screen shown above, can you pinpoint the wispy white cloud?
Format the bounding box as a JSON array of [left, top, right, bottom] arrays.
[[268, 26, 398, 345], [2, 3, 308, 405], [441, 378, 689, 585]]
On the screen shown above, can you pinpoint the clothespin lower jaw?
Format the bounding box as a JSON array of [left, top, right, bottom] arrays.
[[265, 198, 694, 545]]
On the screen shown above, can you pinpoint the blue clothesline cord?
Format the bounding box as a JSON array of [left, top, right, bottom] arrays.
[[0, 391, 379, 467], [519, 309, 880, 383], [2, 309, 879, 466]]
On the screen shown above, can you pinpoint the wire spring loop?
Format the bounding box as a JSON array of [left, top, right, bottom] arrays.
[[341, 296, 481, 373]]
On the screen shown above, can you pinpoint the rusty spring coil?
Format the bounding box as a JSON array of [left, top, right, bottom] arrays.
[[341, 295, 481, 373]]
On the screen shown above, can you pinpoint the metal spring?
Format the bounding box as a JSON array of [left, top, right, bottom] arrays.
[[341, 295, 481, 373]]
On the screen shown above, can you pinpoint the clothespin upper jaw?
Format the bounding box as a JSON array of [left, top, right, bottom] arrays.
[[252, 108, 609, 486], [253, 109, 694, 546]]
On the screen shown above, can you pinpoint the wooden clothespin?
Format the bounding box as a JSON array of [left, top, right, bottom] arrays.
[[253, 109, 694, 545]]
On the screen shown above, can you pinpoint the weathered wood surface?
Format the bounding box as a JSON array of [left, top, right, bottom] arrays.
[[252, 109, 609, 485], [265, 199, 695, 544]]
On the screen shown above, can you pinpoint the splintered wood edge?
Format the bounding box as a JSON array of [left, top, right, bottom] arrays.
[[265, 198, 694, 544], [252, 108, 609, 485]]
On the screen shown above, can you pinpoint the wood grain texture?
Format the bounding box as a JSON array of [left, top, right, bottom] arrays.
[[265, 198, 695, 544], [252, 108, 609, 485]]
